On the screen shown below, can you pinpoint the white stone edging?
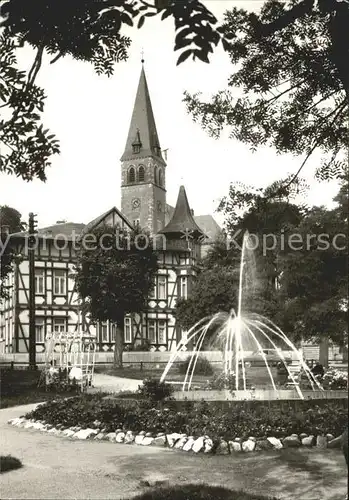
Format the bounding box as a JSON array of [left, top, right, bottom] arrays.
[[7, 417, 341, 454]]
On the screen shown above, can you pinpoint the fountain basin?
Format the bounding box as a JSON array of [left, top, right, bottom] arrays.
[[173, 389, 348, 401]]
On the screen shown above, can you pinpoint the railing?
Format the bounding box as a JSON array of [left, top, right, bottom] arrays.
[[1, 358, 347, 371]]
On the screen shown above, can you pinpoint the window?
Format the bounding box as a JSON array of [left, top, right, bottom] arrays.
[[53, 318, 66, 333], [158, 276, 167, 300], [158, 320, 166, 344], [158, 169, 163, 187], [35, 269, 45, 294], [181, 276, 187, 299], [124, 317, 132, 343], [132, 145, 140, 154], [133, 219, 140, 227], [138, 165, 145, 182], [148, 320, 156, 343], [35, 318, 45, 343], [154, 166, 157, 184], [100, 322, 108, 342], [128, 167, 135, 183], [53, 269, 66, 295], [110, 323, 116, 342]]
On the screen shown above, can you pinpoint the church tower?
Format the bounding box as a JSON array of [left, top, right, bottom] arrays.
[[121, 64, 167, 235]]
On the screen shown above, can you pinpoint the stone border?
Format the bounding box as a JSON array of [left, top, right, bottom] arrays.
[[7, 417, 343, 454]]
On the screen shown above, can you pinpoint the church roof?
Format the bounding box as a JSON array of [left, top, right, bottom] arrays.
[[193, 215, 222, 241], [120, 66, 166, 165], [159, 186, 205, 238]]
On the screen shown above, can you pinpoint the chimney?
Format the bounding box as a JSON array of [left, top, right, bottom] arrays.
[[56, 220, 67, 224]]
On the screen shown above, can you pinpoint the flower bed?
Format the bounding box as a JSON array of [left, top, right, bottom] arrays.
[[8, 394, 345, 454]]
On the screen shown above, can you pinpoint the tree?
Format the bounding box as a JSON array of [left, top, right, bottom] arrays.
[[74, 224, 158, 367], [184, 0, 349, 183], [0, 205, 25, 300], [175, 267, 239, 332], [277, 183, 348, 363]]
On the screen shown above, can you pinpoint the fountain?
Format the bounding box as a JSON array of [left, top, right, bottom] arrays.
[[160, 232, 326, 400]]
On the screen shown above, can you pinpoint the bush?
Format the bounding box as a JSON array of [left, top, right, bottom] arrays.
[[25, 393, 348, 443], [178, 356, 214, 376], [206, 373, 252, 391], [138, 378, 174, 402], [131, 484, 279, 500], [322, 369, 348, 390], [0, 455, 23, 473]]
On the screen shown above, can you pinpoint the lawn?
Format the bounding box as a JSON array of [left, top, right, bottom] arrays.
[[131, 484, 279, 500], [0, 368, 75, 409]]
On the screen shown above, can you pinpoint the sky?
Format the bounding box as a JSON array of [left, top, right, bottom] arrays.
[[0, 0, 340, 229]]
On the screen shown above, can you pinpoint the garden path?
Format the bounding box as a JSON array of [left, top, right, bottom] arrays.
[[0, 403, 347, 500], [91, 373, 142, 393]]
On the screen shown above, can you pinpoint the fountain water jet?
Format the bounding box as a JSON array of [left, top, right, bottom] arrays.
[[160, 232, 323, 400]]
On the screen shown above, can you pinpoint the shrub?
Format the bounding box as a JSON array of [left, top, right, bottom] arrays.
[[322, 369, 348, 390], [25, 393, 348, 443], [126, 340, 151, 352], [206, 373, 252, 391], [138, 378, 174, 402], [131, 484, 279, 500], [0, 455, 23, 473], [178, 356, 214, 376]]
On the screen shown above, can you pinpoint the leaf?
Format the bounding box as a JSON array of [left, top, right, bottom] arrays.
[[194, 49, 209, 63], [176, 49, 192, 65], [121, 13, 133, 27], [138, 16, 145, 29], [161, 8, 172, 21], [221, 38, 233, 53]]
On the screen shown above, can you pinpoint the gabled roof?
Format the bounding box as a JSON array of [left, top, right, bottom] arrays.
[[81, 207, 133, 236], [10, 207, 134, 242], [159, 186, 206, 238], [120, 66, 166, 165], [10, 222, 85, 241]]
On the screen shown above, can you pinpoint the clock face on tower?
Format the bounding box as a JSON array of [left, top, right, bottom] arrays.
[[157, 201, 162, 213], [132, 198, 141, 209]]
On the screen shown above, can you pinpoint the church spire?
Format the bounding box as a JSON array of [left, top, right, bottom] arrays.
[[121, 65, 165, 165]]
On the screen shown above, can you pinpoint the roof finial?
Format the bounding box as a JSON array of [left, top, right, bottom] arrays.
[[141, 48, 144, 64]]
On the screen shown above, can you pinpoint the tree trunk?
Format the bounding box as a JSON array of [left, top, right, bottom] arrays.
[[114, 314, 124, 369], [319, 336, 329, 369]]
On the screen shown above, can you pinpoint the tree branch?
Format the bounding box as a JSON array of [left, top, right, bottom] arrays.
[[252, 0, 315, 37], [280, 101, 347, 191], [50, 52, 64, 64], [0, 45, 44, 133]]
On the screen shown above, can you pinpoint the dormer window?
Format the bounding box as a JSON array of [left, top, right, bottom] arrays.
[[132, 129, 142, 155]]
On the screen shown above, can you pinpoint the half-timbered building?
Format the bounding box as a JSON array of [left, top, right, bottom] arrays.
[[0, 63, 221, 354]]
